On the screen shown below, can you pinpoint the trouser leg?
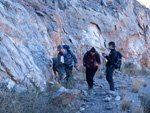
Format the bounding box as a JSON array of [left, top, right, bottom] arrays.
[[57, 65, 65, 81], [53, 68, 57, 75], [86, 69, 91, 88], [106, 66, 115, 91], [86, 68, 97, 88], [65, 68, 73, 82]]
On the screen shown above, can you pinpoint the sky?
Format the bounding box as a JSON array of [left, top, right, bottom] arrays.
[[137, 0, 150, 8]]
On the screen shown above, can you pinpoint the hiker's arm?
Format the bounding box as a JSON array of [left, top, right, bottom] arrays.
[[105, 55, 109, 60], [52, 57, 59, 68], [83, 53, 87, 67], [49, 60, 52, 67], [109, 51, 117, 65], [70, 51, 78, 66], [97, 54, 101, 65]]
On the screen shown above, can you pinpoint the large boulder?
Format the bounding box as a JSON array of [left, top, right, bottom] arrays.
[[52, 86, 80, 105]]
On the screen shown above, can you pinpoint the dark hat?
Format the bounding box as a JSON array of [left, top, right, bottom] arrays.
[[90, 47, 96, 52], [57, 45, 63, 51], [108, 41, 115, 47]]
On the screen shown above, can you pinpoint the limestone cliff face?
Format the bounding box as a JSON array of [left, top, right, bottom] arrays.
[[0, 0, 150, 91]]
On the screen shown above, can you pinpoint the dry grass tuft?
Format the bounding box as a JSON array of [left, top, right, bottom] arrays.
[[134, 107, 143, 113], [121, 100, 131, 111], [121, 61, 139, 75], [122, 67, 138, 76], [132, 78, 146, 93], [132, 79, 142, 93], [140, 94, 150, 113]]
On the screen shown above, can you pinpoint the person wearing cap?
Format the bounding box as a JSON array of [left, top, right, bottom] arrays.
[[83, 47, 101, 89], [57, 45, 78, 82], [102, 41, 117, 91]]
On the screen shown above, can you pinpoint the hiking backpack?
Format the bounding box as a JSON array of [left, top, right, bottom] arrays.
[[59, 45, 72, 55], [114, 51, 122, 69]]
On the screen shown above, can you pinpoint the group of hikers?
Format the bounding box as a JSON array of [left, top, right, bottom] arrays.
[[52, 41, 122, 91]]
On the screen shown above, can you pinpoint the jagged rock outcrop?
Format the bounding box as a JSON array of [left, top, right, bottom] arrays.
[[0, 0, 150, 91]]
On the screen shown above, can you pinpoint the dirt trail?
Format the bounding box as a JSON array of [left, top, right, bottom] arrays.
[[72, 70, 150, 113]]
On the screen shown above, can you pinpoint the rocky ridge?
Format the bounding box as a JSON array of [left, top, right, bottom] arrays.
[[0, 0, 150, 91]]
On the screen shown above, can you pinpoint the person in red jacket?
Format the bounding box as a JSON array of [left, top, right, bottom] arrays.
[[83, 47, 101, 89]]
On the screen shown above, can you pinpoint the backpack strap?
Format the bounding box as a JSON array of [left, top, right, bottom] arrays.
[[62, 45, 72, 55]]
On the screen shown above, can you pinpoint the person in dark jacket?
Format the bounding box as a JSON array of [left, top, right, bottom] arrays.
[[83, 47, 101, 89], [102, 41, 117, 91], [52, 57, 65, 81], [52, 57, 59, 75], [57, 45, 78, 82]]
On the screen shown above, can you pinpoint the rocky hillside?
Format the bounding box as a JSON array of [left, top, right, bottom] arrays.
[[0, 0, 150, 91]]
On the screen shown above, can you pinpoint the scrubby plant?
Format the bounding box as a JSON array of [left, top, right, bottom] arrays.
[[0, 88, 62, 113], [132, 78, 146, 93], [134, 107, 143, 113], [121, 61, 139, 75], [140, 94, 150, 113], [65, 77, 77, 89], [143, 82, 147, 87], [121, 100, 131, 111], [121, 67, 138, 76], [140, 67, 150, 75], [75, 66, 86, 81], [132, 78, 142, 93]]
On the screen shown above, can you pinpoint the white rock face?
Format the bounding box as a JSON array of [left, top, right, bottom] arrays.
[[0, 0, 53, 91], [0, 0, 150, 91]]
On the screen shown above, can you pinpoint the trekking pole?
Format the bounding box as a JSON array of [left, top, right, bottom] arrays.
[[75, 67, 79, 71]]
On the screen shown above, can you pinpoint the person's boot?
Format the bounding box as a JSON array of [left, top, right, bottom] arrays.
[[88, 86, 93, 90], [88, 86, 95, 95], [65, 76, 69, 82]]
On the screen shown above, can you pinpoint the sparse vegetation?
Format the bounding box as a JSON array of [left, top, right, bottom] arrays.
[[0, 88, 70, 113], [121, 66, 138, 76], [132, 78, 142, 93], [64, 77, 77, 89], [134, 107, 143, 113], [73, 66, 85, 81], [122, 62, 135, 74], [140, 94, 150, 113], [140, 67, 150, 75], [121, 62, 150, 76], [132, 78, 147, 93], [143, 82, 147, 87], [121, 100, 131, 111], [0, 90, 49, 113]]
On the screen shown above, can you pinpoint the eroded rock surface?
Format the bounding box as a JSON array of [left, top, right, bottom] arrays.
[[0, 0, 150, 91]]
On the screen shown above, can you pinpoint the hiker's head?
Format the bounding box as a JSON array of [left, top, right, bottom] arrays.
[[57, 45, 65, 54], [90, 47, 96, 56], [108, 41, 115, 50]]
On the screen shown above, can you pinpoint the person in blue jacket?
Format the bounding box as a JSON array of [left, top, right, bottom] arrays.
[[57, 45, 78, 82]]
